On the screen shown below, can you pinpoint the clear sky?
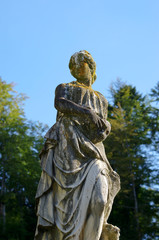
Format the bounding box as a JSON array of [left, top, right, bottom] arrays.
[[0, 0, 159, 128]]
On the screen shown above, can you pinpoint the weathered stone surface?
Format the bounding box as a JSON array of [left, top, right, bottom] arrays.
[[34, 50, 120, 240], [101, 224, 120, 240]]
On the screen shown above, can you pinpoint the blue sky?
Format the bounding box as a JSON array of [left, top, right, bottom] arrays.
[[0, 0, 159, 128]]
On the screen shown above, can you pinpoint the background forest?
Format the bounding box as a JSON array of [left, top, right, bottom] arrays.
[[0, 78, 159, 240]]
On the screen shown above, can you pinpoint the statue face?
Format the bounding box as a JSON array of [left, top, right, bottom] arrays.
[[70, 61, 92, 83]]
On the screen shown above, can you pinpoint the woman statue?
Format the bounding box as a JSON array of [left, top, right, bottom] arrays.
[[35, 50, 120, 240]]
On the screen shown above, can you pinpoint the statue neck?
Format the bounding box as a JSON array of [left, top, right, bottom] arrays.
[[76, 78, 92, 87]]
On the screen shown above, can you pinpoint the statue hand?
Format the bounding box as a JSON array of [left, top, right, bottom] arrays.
[[88, 109, 105, 130]]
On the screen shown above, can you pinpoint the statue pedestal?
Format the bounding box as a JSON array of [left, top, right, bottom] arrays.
[[101, 224, 120, 240]]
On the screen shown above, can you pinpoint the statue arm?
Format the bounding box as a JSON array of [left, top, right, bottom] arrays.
[[54, 84, 104, 129], [55, 84, 91, 116]]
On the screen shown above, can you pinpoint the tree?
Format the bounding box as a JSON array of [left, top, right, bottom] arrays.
[[150, 81, 159, 153], [0, 78, 48, 240], [104, 81, 159, 240]]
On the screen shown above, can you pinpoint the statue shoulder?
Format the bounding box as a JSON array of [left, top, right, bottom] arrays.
[[55, 82, 76, 92], [55, 83, 66, 92], [55, 83, 69, 96], [55, 82, 78, 100], [95, 91, 108, 106]]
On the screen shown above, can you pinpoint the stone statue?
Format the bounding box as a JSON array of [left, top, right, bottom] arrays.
[[34, 50, 120, 240]]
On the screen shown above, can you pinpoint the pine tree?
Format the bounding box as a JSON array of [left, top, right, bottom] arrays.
[[104, 81, 159, 240]]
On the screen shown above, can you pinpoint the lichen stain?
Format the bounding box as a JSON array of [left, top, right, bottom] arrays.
[[68, 81, 100, 98]]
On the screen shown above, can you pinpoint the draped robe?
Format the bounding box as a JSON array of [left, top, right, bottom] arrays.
[[34, 82, 120, 240]]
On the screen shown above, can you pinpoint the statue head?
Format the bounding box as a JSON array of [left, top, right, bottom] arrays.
[[69, 50, 97, 85]]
